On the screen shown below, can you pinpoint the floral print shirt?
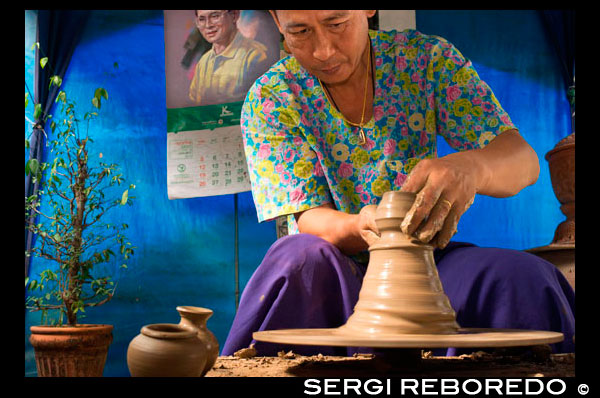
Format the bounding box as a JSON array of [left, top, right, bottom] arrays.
[[241, 29, 516, 235]]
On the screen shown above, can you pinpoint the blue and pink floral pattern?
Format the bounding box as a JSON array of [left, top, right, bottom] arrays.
[[241, 29, 516, 233]]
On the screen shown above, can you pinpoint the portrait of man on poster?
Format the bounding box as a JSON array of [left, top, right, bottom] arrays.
[[189, 10, 273, 106]]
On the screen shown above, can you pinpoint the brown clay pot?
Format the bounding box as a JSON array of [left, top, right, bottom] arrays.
[[29, 324, 113, 377], [127, 323, 207, 377], [176, 306, 219, 376], [545, 133, 575, 244]]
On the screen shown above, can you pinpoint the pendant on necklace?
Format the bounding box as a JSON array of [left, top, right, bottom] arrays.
[[358, 128, 367, 145], [349, 128, 367, 146]]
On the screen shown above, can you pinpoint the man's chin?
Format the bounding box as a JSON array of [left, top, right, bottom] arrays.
[[312, 63, 356, 86], [314, 72, 351, 86]]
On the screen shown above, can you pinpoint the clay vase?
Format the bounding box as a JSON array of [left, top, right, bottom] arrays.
[[29, 324, 113, 377], [340, 190, 460, 335], [127, 323, 207, 377], [545, 133, 575, 244], [176, 306, 219, 376]]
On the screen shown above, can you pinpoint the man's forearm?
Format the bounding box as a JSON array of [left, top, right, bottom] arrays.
[[461, 129, 540, 198], [295, 204, 367, 255]]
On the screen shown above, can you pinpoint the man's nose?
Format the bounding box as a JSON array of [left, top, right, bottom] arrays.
[[312, 36, 336, 62]]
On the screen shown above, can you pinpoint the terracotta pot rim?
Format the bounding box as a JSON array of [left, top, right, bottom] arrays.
[[30, 324, 113, 335], [141, 323, 197, 339], [176, 305, 213, 315], [545, 142, 575, 160]]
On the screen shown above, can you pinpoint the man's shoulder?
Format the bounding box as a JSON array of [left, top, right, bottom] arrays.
[[236, 33, 268, 55], [254, 56, 304, 87], [373, 28, 452, 51]]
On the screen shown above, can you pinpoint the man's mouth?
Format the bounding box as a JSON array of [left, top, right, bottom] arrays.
[[321, 64, 341, 75]]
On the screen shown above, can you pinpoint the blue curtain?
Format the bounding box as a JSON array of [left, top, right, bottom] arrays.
[[415, 10, 571, 250], [539, 10, 575, 133], [25, 10, 90, 279]]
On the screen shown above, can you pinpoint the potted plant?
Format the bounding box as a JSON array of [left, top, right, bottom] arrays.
[[25, 53, 135, 377]]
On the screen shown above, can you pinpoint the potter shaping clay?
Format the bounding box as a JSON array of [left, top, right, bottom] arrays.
[[253, 191, 563, 349]]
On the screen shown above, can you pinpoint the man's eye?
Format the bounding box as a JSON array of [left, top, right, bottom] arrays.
[[329, 21, 347, 31], [289, 28, 309, 36]]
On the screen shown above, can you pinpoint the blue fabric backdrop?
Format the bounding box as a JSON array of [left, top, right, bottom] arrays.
[[25, 10, 571, 376], [416, 10, 571, 250], [24, 10, 276, 377]]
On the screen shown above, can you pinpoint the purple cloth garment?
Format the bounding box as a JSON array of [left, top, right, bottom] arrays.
[[222, 234, 575, 356]]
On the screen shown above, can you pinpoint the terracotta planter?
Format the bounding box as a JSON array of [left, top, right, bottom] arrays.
[[545, 133, 575, 244], [29, 324, 113, 377]]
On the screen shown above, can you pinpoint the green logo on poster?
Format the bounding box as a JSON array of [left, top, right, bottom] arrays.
[[177, 164, 186, 172]]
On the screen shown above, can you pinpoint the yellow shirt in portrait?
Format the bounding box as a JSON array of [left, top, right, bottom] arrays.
[[189, 31, 269, 105]]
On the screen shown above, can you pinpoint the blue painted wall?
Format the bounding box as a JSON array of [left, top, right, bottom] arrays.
[[24, 10, 276, 377], [25, 10, 570, 376], [416, 10, 571, 249]]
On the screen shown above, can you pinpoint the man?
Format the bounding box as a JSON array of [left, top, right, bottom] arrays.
[[222, 10, 575, 357], [189, 10, 270, 105]]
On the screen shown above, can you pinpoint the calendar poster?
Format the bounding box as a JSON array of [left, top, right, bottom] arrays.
[[166, 102, 251, 199], [163, 10, 280, 199]]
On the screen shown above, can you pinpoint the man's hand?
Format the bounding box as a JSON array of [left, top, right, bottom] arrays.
[[357, 204, 380, 248], [295, 203, 380, 255], [399, 129, 539, 249], [399, 154, 479, 249]]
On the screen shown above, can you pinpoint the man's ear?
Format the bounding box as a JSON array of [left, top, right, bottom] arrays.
[[365, 10, 377, 18], [269, 10, 284, 34], [230, 10, 241, 24]]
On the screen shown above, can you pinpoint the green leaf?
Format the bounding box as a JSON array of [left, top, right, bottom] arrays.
[[40, 57, 48, 69], [95, 87, 108, 100], [25, 93, 29, 108], [49, 75, 62, 89], [56, 91, 66, 103], [120, 189, 129, 205], [26, 159, 39, 177], [92, 88, 108, 109], [31, 42, 40, 51], [33, 103, 42, 120]]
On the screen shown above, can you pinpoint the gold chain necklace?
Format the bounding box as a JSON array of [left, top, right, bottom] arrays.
[[318, 39, 372, 146]]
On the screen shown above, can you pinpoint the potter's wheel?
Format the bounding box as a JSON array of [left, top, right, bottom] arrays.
[[253, 191, 564, 350], [253, 328, 563, 348]]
